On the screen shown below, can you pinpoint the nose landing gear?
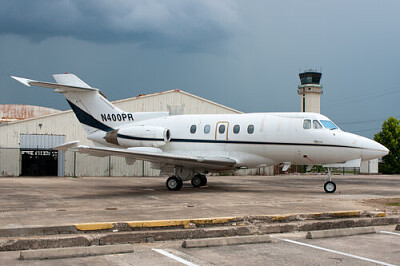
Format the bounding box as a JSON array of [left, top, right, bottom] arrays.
[[324, 168, 336, 193]]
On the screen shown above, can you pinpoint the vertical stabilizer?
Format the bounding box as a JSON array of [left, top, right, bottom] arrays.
[[52, 74, 134, 134], [11, 74, 134, 135]]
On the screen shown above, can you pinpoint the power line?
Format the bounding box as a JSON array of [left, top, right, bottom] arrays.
[[323, 86, 400, 109], [350, 128, 381, 133], [336, 116, 400, 125], [324, 85, 400, 105]]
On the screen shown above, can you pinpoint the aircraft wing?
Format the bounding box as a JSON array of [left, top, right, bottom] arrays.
[[56, 144, 237, 171]]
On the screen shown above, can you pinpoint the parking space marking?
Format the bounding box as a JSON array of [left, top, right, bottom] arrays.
[[281, 238, 395, 266], [152, 248, 198, 266], [380, 231, 400, 236]]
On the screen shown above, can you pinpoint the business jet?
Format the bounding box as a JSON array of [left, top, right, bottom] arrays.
[[11, 74, 389, 193]]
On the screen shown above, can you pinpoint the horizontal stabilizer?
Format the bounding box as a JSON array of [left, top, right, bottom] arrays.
[[323, 158, 361, 168], [11, 75, 98, 93], [53, 74, 92, 88], [53, 141, 80, 151]]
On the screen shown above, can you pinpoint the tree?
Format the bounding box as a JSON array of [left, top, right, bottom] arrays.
[[374, 117, 400, 174]]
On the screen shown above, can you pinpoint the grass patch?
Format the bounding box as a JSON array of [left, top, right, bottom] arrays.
[[387, 202, 400, 207]]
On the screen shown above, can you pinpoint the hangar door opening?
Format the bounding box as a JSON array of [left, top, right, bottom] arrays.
[[20, 134, 66, 177]]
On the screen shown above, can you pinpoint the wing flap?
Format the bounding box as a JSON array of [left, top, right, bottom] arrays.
[[53, 141, 80, 151]]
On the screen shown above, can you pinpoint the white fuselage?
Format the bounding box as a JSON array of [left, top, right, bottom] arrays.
[[89, 112, 388, 170]]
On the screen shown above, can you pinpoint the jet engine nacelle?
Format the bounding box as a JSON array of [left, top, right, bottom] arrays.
[[105, 126, 171, 148]]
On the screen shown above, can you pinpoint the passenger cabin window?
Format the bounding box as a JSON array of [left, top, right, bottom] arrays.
[[233, 124, 240, 134], [247, 125, 254, 134], [303, 119, 311, 129], [204, 125, 210, 134], [219, 124, 226, 134], [190, 125, 197, 134], [313, 120, 322, 129]]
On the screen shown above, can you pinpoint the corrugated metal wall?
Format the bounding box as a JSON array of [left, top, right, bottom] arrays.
[[0, 148, 19, 176], [0, 90, 251, 177], [20, 134, 66, 149]]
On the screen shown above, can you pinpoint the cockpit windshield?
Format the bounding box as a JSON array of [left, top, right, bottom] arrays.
[[320, 120, 339, 130]]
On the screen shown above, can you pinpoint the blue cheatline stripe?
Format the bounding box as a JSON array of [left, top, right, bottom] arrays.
[[116, 134, 363, 149], [66, 100, 114, 132]]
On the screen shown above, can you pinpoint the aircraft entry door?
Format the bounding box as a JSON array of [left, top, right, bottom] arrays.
[[215, 122, 229, 141]]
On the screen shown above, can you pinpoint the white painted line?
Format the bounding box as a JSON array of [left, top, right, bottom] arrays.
[[152, 248, 198, 266], [281, 239, 395, 266], [380, 231, 400, 236]]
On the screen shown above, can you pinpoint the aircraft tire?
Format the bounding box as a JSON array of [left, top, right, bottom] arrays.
[[191, 174, 203, 187], [200, 175, 207, 186], [166, 176, 183, 191], [324, 181, 336, 193]]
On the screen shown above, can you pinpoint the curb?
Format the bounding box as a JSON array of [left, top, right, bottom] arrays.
[[0, 210, 384, 238], [182, 235, 271, 248], [20, 244, 134, 260], [306, 227, 376, 239], [258, 217, 398, 234], [1, 217, 398, 252], [0, 235, 91, 252]]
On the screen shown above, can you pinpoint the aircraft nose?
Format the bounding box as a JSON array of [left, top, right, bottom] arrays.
[[361, 138, 389, 160]]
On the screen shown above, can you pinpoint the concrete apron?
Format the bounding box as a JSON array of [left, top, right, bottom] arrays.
[[0, 210, 398, 252]]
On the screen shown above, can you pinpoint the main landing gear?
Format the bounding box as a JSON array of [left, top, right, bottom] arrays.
[[191, 174, 207, 187], [323, 168, 336, 193], [166, 176, 183, 191], [166, 173, 207, 191]]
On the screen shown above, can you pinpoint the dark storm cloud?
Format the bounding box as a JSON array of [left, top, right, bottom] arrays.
[[0, 0, 239, 50]]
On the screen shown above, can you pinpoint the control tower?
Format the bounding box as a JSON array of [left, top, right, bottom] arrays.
[[297, 70, 323, 113]]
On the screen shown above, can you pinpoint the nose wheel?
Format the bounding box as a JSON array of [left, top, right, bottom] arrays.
[[324, 181, 336, 193], [324, 167, 337, 193]]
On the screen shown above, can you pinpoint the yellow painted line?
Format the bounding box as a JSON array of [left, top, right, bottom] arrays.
[[75, 223, 114, 231], [271, 215, 292, 222], [127, 220, 190, 228], [190, 217, 235, 225], [375, 212, 386, 217], [330, 211, 361, 217], [74, 210, 369, 231], [308, 213, 323, 219], [127, 217, 235, 229]]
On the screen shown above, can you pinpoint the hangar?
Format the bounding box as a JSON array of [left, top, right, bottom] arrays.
[[0, 90, 242, 177]]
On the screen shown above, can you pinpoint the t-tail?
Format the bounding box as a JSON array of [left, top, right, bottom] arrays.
[[11, 74, 169, 135]]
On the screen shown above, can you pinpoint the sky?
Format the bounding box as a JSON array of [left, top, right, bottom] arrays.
[[1, 0, 399, 138]]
